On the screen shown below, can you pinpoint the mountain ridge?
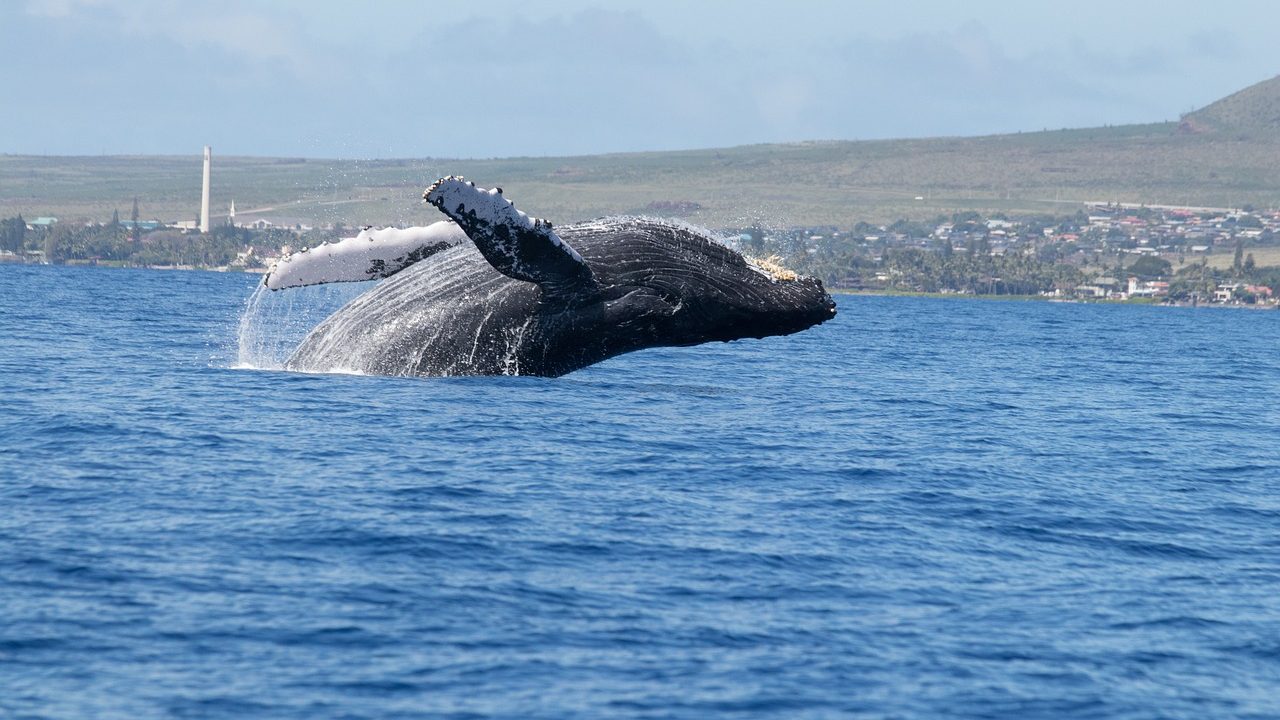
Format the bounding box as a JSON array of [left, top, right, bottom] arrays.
[[1182, 75, 1280, 134]]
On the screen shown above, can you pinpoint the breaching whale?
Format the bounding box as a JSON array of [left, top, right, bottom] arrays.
[[264, 177, 836, 377]]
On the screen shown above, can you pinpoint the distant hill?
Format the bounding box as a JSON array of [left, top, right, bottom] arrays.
[[4, 76, 1280, 228], [1182, 75, 1280, 135]]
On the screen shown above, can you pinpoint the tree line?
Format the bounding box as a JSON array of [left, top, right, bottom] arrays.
[[0, 214, 308, 267]]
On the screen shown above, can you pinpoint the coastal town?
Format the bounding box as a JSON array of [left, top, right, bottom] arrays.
[[4, 200, 1279, 307], [738, 202, 1280, 305]]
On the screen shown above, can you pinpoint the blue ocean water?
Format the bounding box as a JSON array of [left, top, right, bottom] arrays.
[[2, 263, 1280, 719]]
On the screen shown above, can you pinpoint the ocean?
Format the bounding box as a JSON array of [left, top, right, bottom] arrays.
[[2, 263, 1279, 718]]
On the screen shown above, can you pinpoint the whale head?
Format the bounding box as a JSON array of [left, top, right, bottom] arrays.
[[656, 249, 837, 347], [566, 219, 837, 350], [709, 254, 837, 340]]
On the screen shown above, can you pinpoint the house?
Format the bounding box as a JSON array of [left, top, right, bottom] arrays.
[[1214, 283, 1242, 302], [1127, 277, 1169, 297]]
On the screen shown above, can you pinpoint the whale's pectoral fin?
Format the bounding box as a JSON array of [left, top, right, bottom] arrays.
[[424, 176, 594, 294], [262, 221, 467, 291]]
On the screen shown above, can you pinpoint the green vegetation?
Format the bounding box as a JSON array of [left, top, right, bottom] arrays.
[[0, 215, 26, 253], [829, 243, 1085, 296], [1126, 255, 1172, 277]]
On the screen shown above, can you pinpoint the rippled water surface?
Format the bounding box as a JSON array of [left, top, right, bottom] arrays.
[[3, 264, 1280, 718]]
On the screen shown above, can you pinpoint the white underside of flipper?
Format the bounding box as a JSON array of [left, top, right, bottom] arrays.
[[263, 222, 467, 291]]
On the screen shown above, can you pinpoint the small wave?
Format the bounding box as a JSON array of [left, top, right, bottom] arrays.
[[1217, 639, 1280, 662], [1108, 615, 1232, 631], [996, 525, 1221, 560]]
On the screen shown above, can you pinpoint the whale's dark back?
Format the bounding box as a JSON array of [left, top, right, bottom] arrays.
[[286, 218, 835, 377]]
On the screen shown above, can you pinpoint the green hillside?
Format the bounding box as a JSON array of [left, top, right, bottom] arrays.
[[4, 78, 1280, 229]]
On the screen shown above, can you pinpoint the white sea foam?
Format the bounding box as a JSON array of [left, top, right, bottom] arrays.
[[234, 281, 372, 370]]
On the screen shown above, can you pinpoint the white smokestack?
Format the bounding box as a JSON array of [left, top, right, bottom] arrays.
[[199, 145, 211, 233]]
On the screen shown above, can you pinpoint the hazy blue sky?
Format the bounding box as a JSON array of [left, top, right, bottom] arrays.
[[2, 0, 1277, 158]]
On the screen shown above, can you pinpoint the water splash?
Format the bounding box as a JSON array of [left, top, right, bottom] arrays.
[[234, 280, 373, 370]]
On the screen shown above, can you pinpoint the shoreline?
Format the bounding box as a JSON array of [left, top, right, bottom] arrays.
[[0, 256, 269, 275], [831, 288, 1277, 309]]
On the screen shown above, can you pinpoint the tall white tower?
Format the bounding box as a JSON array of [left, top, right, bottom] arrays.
[[228, 199, 236, 227], [199, 145, 211, 233]]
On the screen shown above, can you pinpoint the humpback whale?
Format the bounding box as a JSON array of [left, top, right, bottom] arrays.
[[266, 177, 836, 377]]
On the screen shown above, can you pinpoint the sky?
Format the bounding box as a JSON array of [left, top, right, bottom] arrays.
[[2, 0, 1278, 159]]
